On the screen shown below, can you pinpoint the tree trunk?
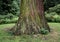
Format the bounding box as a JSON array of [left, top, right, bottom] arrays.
[[11, 0, 50, 35]]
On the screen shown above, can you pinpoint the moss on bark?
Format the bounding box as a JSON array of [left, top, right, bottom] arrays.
[[11, 0, 50, 35]]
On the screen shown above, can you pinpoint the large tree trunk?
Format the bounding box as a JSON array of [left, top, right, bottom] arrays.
[[11, 0, 50, 35]]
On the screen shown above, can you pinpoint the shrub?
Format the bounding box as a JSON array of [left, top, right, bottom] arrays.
[[45, 12, 57, 22], [6, 13, 14, 19], [48, 4, 60, 14], [53, 15, 60, 22], [0, 17, 18, 24], [45, 4, 60, 22], [40, 28, 49, 35], [45, 12, 60, 22]]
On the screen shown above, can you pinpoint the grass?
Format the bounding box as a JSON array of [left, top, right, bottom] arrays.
[[48, 23, 60, 32], [0, 23, 60, 42], [0, 23, 15, 29]]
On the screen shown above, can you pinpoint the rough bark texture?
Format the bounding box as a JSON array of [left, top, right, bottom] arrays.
[[11, 0, 50, 35]]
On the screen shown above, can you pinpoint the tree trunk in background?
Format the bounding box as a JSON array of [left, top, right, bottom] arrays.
[[11, 0, 50, 35]]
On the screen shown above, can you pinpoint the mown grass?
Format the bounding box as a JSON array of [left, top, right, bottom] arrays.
[[0, 23, 15, 29], [48, 23, 60, 32], [0, 23, 60, 42]]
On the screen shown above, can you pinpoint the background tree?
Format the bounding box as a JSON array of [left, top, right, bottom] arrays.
[[0, 0, 60, 24], [0, 0, 20, 24], [44, 0, 60, 11]]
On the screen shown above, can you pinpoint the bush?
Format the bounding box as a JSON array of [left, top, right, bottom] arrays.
[[0, 17, 18, 24], [6, 13, 14, 19], [40, 28, 49, 35], [53, 15, 60, 22], [45, 12, 57, 22], [45, 4, 60, 22], [45, 11, 60, 22], [48, 4, 60, 14]]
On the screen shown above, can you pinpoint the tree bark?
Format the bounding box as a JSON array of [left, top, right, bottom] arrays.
[[11, 0, 50, 35]]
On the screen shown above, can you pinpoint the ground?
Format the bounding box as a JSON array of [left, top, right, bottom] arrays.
[[0, 23, 60, 42]]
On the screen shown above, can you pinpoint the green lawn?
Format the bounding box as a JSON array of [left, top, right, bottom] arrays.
[[0, 23, 15, 29], [0, 23, 60, 42], [48, 23, 60, 32]]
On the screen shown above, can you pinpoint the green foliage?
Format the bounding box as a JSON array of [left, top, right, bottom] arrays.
[[0, 0, 60, 24], [54, 15, 60, 22], [44, 0, 60, 11], [45, 4, 60, 22], [45, 13, 60, 22], [45, 12, 57, 22], [48, 4, 60, 14], [40, 28, 49, 35], [0, 0, 20, 15], [0, 0, 20, 24], [0, 17, 18, 24]]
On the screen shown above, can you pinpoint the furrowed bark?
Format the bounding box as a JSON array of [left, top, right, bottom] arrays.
[[11, 0, 50, 35], [36, 0, 50, 32]]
